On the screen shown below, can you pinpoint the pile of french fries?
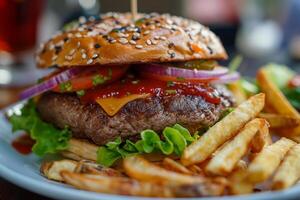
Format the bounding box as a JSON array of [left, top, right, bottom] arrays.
[[41, 92, 300, 197]]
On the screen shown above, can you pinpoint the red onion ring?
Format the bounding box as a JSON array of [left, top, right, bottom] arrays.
[[211, 72, 240, 84], [20, 67, 83, 100], [137, 64, 229, 79]]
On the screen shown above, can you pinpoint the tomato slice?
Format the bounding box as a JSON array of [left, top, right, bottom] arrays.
[[51, 65, 129, 92], [139, 72, 218, 83]]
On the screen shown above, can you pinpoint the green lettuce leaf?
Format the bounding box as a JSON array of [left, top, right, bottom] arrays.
[[264, 63, 295, 89], [96, 124, 196, 167], [284, 87, 300, 110], [9, 100, 71, 156]]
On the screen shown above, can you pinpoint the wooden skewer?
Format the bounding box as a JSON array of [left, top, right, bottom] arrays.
[[131, 0, 137, 22]]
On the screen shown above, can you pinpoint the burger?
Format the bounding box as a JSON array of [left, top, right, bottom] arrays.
[[9, 13, 237, 166]]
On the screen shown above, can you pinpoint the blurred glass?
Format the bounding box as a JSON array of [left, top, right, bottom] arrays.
[[0, 0, 44, 88], [0, 0, 44, 53]]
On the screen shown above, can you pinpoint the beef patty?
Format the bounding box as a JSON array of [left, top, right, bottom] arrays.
[[37, 85, 234, 145]]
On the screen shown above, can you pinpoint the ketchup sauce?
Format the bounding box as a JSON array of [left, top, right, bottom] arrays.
[[11, 134, 34, 155], [81, 76, 221, 104]]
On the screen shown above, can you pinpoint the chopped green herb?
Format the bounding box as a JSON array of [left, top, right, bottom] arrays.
[[59, 82, 72, 92], [92, 75, 106, 86], [167, 81, 175, 87], [76, 90, 85, 97], [176, 77, 185, 81], [165, 89, 177, 95]]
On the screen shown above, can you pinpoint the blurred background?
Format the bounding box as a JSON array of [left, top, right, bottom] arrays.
[[1, 0, 300, 108]]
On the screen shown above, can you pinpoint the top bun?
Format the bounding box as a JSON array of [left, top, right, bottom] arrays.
[[36, 13, 227, 68]]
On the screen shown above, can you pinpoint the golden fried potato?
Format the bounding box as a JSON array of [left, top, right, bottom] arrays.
[[250, 119, 272, 153], [162, 158, 192, 174], [257, 68, 299, 117], [63, 139, 98, 161], [247, 137, 296, 183], [181, 93, 265, 166], [61, 171, 174, 197], [272, 144, 300, 190], [41, 160, 77, 181], [74, 160, 123, 177], [257, 68, 300, 136], [206, 118, 268, 176], [229, 167, 253, 195], [258, 113, 300, 129], [227, 81, 247, 105], [123, 155, 205, 185]]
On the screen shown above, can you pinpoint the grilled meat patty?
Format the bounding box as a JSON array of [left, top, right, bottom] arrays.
[[37, 86, 234, 145]]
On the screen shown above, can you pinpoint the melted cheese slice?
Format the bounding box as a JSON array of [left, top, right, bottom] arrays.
[[96, 94, 150, 116]]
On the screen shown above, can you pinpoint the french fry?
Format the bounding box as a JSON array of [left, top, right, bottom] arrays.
[[181, 93, 265, 166], [162, 158, 192, 174], [247, 137, 296, 183], [61, 171, 226, 197], [257, 68, 299, 117], [227, 81, 248, 105], [75, 160, 123, 177], [123, 155, 205, 185], [257, 68, 300, 136], [63, 139, 98, 161], [258, 113, 300, 129], [41, 160, 77, 181], [206, 118, 268, 176], [250, 119, 272, 153], [61, 171, 174, 197], [229, 167, 253, 195], [272, 144, 300, 190]]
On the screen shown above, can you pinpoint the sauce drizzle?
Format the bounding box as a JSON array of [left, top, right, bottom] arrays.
[[82, 76, 221, 104], [11, 134, 34, 155]]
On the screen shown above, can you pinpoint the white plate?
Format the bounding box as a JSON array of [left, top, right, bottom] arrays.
[[0, 109, 299, 200]]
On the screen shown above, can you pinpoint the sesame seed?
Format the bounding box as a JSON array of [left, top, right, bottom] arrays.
[[150, 25, 156, 30], [159, 36, 167, 41], [119, 38, 128, 44], [154, 36, 159, 40], [65, 55, 73, 61], [52, 55, 58, 61], [87, 59, 93, 64], [168, 42, 175, 48], [92, 53, 99, 59], [80, 49, 86, 53], [117, 32, 126, 38], [151, 39, 158, 45], [110, 39, 116, 44], [82, 53, 87, 59], [77, 42, 81, 47], [166, 19, 173, 25], [146, 39, 152, 45], [135, 45, 143, 49], [129, 40, 137, 45], [75, 33, 82, 38], [143, 30, 150, 35], [94, 43, 101, 48], [69, 49, 76, 55]]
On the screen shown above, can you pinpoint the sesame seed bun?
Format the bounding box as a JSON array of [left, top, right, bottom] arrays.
[[36, 12, 227, 68]]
